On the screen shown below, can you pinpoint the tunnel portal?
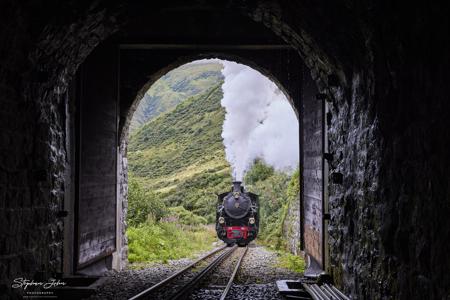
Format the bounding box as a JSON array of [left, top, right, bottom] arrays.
[[0, 1, 449, 299]]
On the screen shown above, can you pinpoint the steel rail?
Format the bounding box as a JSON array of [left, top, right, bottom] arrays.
[[311, 284, 329, 300], [319, 285, 335, 299], [128, 245, 228, 300], [322, 284, 342, 299], [329, 284, 350, 300], [302, 283, 322, 300], [219, 246, 248, 300], [171, 245, 238, 300], [302, 282, 349, 300]]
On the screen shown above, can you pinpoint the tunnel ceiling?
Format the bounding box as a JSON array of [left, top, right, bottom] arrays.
[[115, 4, 286, 45], [1, 1, 449, 299]]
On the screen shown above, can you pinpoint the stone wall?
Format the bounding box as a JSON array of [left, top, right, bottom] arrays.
[[326, 73, 382, 297], [0, 2, 118, 296], [251, 3, 450, 299], [0, 2, 449, 299], [322, 6, 450, 299]]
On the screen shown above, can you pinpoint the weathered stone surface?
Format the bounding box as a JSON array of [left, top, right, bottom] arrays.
[[0, 2, 449, 300], [77, 44, 118, 269], [282, 194, 301, 256], [0, 2, 119, 297], [301, 67, 324, 268]]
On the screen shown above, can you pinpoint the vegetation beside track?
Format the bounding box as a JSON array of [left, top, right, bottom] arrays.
[[127, 221, 217, 264], [127, 61, 302, 266]]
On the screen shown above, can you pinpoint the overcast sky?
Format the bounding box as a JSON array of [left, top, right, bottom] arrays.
[[217, 59, 299, 181]]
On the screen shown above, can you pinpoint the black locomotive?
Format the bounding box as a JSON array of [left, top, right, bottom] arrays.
[[216, 181, 259, 246]]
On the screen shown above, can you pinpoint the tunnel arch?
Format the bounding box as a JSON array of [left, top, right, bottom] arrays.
[[118, 53, 304, 272], [4, 0, 362, 294], [6, 0, 359, 291], [2, 1, 448, 299], [122, 55, 302, 263]]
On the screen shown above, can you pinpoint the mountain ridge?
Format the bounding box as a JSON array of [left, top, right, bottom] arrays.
[[130, 62, 224, 132]]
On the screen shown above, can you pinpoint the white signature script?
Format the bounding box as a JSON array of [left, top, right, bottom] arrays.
[[12, 278, 66, 290]]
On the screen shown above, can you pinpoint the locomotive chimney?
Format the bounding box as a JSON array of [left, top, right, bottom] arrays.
[[232, 181, 242, 192]]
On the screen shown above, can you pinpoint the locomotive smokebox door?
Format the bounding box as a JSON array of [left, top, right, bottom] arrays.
[[223, 182, 251, 219]]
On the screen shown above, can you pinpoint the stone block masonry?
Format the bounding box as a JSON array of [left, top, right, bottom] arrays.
[[0, 2, 449, 300]]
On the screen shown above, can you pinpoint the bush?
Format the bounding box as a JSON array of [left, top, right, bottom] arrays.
[[128, 177, 167, 226], [244, 159, 274, 184]]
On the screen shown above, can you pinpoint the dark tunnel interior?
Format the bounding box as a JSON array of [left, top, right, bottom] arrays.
[[0, 1, 449, 299]]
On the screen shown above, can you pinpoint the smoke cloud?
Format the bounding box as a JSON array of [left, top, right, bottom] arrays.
[[220, 60, 299, 181]]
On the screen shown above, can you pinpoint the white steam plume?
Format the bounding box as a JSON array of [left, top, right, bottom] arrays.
[[220, 61, 299, 181]]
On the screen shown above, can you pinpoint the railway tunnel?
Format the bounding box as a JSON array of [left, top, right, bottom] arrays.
[[0, 1, 449, 299]]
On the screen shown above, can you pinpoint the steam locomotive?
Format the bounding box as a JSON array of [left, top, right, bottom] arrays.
[[216, 181, 259, 246]]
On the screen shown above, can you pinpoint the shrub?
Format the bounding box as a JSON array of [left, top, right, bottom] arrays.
[[244, 159, 274, 184], [127, 177, 167, 226]]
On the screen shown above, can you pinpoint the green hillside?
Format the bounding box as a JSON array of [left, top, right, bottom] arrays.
[[130, 62, 224, 132], [126, 62, 302, 268], [128, 83, 231, 221]]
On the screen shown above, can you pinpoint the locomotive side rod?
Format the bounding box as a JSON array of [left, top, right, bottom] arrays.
[[128, 245, 228, 300], [219, 245, 248, 300]]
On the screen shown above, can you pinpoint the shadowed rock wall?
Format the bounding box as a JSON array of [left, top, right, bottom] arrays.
[[323, 4, 450, 299], [0, 2, 119, 297], [0, 1, 449, 299]]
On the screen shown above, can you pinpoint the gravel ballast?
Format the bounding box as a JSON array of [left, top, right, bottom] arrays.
[[88, 242, 303, 299]]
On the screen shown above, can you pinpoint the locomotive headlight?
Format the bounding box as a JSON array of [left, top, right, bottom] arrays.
[[249, 217, 255, 224], [218, 217, 225, 224]]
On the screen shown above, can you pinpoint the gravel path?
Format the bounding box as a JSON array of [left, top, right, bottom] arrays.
[[87, 242, 303, 300]]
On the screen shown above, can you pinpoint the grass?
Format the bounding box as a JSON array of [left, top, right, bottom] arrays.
[[276, 251, 306, 273], [127, 221, 217, 264], [134, 151, 229, 194]]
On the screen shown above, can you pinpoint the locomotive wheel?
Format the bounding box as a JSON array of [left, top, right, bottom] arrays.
[[226, 243, 234, 247]]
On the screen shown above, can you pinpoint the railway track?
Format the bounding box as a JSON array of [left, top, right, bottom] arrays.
[[218, 245, 248, 300], [128, 244, 248, 300]]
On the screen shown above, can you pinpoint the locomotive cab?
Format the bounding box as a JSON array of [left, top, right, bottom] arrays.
[[216, 181, 259, 246]]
